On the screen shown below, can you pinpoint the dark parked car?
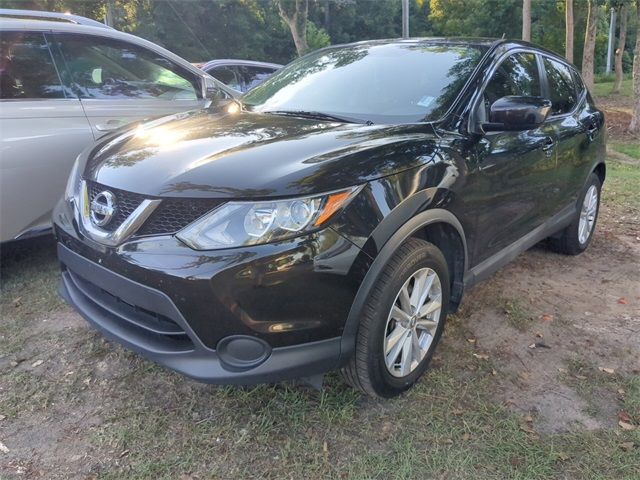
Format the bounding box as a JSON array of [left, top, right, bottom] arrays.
[[55, 38, 605, 398], [197, 59, 282, 93]]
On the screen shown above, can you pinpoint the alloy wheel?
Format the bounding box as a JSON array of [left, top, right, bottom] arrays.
[[578, 184, 598, 245], [383, 267, 443, 378]]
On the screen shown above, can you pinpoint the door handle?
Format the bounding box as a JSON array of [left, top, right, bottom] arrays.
[[95, 119, 127, 132], [586, 121, 599, 140], [541, 137, 555, 157]]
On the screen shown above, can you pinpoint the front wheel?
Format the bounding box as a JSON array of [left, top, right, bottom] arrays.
[[549, 173, 601, 255], [341, 238, 450, 398]]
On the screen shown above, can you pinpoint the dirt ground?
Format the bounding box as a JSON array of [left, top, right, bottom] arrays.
[[0, 93, 639, 479]]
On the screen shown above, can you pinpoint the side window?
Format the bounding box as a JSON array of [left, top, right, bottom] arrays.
[[484, 52, 541, 107], [207, 66, 242, 91], [543, 57, 577, 115], [240, 66, 277, 91], [572, 69, 585, 97], [54, 34, 200, 100], [0, 31, 64, 99]]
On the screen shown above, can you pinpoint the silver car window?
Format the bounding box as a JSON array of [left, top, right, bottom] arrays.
[[207, 65, 242, 91], [0, 31, 65, 99], [53, 33, 201, 101]]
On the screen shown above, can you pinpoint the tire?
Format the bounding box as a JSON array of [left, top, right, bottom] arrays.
[[548, 173, 601, 255], [341, 238, 450, 398]]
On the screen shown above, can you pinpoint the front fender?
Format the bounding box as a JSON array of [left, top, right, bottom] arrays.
[[336, 201, 468, 365]]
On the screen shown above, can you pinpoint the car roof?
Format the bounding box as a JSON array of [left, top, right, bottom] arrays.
[[315, 37, 576, 70], [200, 59, 283, 70], [0, 8, 109, 28], [0, 17, 120, 34]]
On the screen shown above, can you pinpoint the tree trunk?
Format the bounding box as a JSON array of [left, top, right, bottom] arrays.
[[613, 5, 628, 94], [629, 2, 640, 132], [582, 0, 599, 90], [277, 0, 309, 57], [565, 0, 574, 63], [522, 0, 531, 41]]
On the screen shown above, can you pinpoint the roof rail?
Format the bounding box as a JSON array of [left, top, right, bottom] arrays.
[[0, 9, 111, 29]]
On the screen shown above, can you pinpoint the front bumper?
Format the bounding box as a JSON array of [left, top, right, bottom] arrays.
[[54, 196, 369, 383], [59, 244, 341, 383]]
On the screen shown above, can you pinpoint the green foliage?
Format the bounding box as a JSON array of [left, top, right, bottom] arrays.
[[306, 19, 330, 51], [0, 0, 636, 75]]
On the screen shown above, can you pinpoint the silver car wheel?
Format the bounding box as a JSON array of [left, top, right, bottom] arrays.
[[383, 267, 443, 378], [578, 184, 598, 245]]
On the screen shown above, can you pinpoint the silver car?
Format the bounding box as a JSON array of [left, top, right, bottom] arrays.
[[0, 10, 235, 242]]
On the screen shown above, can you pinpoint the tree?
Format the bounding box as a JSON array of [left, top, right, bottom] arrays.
[[429, 0, 521, 40], [566, 0, 574, 62], [277, 0, 309, 56], [522, 0, 531, 41], [613, 2, 628, 93], [630, 1, 640, 132], [582, 0, 599, 89]]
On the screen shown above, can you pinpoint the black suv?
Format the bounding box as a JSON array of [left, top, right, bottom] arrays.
[[55, 38, 605, 397]]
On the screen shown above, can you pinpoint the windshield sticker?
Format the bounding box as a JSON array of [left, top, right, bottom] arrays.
[[417, 95, 435, 108]]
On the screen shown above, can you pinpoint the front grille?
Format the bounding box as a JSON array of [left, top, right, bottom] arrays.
[[138, 198, 224, 236], [88, 181, 145, 232], [87, 181, 223, 237]]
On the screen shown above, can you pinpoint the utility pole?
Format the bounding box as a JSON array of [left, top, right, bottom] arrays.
[[105, 0, 115, 27], [522, 0, 531, 41], [402, 0, 409, 39], [606, 7, 617, 74]]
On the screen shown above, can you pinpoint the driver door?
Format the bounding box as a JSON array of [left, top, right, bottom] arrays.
[[49, 33, 206, 138], [467, 52, 558, 264]]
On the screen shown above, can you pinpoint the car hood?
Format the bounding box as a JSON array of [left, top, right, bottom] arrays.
[[86, 110, 440, 199]]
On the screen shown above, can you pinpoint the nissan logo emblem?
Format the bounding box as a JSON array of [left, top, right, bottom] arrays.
[[90, 190, 116, 227]]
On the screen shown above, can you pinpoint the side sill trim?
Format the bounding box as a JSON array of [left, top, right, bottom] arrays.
[[463, 204, 574, 289]]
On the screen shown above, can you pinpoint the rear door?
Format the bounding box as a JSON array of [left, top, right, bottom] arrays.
[[540, 56, 602, 209], [0, 30, 94, 241], [467, 51, 558, 264], [50, 33, 206, 137]]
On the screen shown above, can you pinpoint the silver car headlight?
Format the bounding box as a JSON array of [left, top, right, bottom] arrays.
[[176, 186, 363, 250]]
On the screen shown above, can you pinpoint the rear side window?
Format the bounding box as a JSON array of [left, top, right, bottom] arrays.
[[0, 31, 64, 99], [543, 57, 577, 115], [571, 68, 585, 96], [53, 34, 200, 100], [240, 66, 277, 91], [207, 66, 242, 91]]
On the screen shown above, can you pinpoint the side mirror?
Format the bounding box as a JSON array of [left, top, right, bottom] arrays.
[[483, 96, 552, 132]]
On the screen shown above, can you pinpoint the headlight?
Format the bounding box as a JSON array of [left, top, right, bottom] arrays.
[[176, 185, 363, 250]]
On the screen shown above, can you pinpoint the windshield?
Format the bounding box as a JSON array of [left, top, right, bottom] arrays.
[[243, 42, 488, 124]]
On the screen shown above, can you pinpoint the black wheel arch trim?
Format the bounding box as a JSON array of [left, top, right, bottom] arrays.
[[338, 208, 468, 365]]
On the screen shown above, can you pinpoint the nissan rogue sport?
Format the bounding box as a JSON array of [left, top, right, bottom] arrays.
[[55, 38, 605, 398]]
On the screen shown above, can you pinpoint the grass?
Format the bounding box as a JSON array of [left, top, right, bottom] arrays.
[[0, 236, 63, 320], [592, 78, 633, 98], [601, 160, 640, 213], [499, 298, 532, 331], [611, 142, 640, 160]]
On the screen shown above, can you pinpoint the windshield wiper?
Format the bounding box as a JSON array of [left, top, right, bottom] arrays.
[[263, 110, 372, 125]]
